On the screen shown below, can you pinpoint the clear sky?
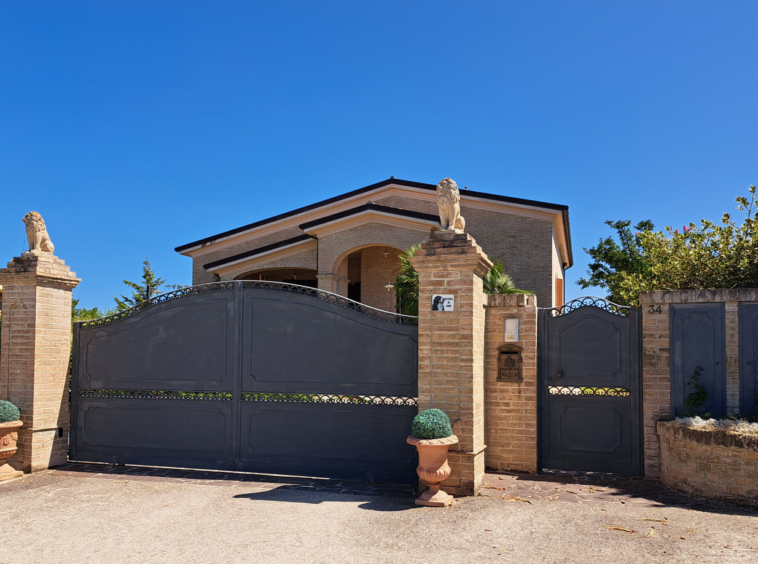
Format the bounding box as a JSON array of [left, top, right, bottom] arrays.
[[1, 1, 756, 310]]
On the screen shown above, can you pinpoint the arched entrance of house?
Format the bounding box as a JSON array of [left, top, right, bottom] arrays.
[[333, 245, 404, 312], [234, 267, 318, 288]]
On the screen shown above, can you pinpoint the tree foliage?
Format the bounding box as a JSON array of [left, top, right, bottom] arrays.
[[579, 186, 758, 306], [483, 259, 532, 295], [395, 247, 531, 316], [72, 299, 114, 322], [395, 245, 420, 316], [114, 257, 170, 312]]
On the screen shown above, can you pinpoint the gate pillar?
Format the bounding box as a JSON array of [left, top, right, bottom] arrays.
[[409, 232, 492, 496], [0, 251, 80, 473]]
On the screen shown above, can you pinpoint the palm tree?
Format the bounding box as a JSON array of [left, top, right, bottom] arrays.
[[394, 249, 531, 316], [483, 259, 531, 295], [395, 245, 420, 316]]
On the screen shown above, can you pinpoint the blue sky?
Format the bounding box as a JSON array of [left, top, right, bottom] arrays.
[[1, 1, 756, 310]]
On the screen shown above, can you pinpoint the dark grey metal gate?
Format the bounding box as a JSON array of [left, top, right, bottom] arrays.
[[70, 281, 419, 485], [538, 297, 641, 475], [739, 303, 758, 417], [670, 303, 726, 418]]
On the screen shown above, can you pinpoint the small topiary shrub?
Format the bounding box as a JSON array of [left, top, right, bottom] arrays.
[[412, 408, 453, 439], [0, 400, 20, 424]]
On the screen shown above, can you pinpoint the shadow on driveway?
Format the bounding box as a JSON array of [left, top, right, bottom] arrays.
[[233, 484, 416, 512], [483, 469, 758, 517], [52, 462, 418, 512]]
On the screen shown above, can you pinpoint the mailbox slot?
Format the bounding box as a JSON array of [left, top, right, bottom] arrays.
[[497, 344, 523, 383]]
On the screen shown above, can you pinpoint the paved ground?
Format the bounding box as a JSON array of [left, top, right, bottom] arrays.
[[1, 464, 757, 564]]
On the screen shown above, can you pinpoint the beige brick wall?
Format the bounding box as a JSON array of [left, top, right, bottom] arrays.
[[192, 225, 305, 284], [375, 194, 556, 306], [410, 232, 490, 496], [640, 289, 754, 478], [658, 422, 758, 507], [187, 193, 561, 307], [217, 246, 318, 281], [484, 294, 538, 473], [0, 253, 79, 473], [358, 246, 400, 311]]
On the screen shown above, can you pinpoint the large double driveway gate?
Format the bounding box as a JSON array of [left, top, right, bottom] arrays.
[[70, 281, 419, 485]]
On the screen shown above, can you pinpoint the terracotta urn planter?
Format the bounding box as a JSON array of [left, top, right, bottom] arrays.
[[406, 434, 458, 507], [0, 421, 23, 483]]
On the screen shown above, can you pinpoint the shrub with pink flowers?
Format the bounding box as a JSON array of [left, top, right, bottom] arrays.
[[579, 185, 758, 306]]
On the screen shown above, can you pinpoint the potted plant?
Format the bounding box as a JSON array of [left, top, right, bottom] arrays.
[[0, 400, 23, 483], [406, 408, 458, 507]]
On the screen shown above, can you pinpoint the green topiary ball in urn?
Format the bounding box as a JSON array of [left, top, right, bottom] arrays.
[[407, 408, 458, 507], [0, 400, 21, 424], [0, 400, 23, 483], [411, 408, 453, 439]]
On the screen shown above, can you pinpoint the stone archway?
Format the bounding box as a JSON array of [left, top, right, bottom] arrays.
[[234, 267, 318, 288], [332, 245, 404, 311]]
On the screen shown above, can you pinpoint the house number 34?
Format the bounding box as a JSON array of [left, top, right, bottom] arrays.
[[648, 305, 662, 314]]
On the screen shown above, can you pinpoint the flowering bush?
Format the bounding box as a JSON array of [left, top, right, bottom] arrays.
[[579, 185, 758, 306]]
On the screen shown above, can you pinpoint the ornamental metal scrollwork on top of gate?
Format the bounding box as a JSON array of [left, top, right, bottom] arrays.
[[545, 296, 634, 317], [241, 281, 417, 325], [79, 282, 236, 328], [79, 280, 418, 329]]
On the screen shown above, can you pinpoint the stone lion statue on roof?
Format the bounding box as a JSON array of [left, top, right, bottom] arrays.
[[436, 178, 466, 233], [23, 211, 55, 254]]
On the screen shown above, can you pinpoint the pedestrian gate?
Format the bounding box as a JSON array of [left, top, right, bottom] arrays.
[[70, 281, 419, 485], [538, 297, 642, 475]]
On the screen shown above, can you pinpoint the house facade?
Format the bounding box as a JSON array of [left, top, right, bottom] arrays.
[[175, 178, 572, 310]]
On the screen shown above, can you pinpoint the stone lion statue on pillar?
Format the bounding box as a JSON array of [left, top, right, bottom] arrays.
[[23, 211, 55, 254], [436, 178, 466, 233]]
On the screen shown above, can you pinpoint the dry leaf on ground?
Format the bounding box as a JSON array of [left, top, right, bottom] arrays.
[[606, 526, 636, 533]]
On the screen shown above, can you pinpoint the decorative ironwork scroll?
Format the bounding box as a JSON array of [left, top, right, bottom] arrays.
[[79, 282, 236, 329], [548, 386, 631, 397], [546, 296, 633, 317], [242, 392, 418, 407], [242, 280, 418, 325], [78, 280, 418, 329], [78, 389, 233, 401]]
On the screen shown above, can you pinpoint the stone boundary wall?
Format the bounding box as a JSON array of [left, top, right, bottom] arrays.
[[484, 293, 538, 472], [658, 421, 758, 507], [640, 289, 757, 478]]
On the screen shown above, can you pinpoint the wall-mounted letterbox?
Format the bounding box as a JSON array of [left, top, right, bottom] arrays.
[[497, 344, 523, 383]]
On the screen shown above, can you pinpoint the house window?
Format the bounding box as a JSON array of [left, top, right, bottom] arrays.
[[555, 277, 564, 307]]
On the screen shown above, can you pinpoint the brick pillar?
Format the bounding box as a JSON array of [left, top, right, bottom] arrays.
[[409, 232, 492, 496], [0, 252, 80, 472], [484, 293, 539, 473]]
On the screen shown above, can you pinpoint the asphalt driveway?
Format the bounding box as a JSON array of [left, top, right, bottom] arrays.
[[1, 464, 756, 564]]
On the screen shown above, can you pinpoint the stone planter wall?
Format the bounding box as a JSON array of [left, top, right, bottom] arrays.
[[658, 421, 758, 507]]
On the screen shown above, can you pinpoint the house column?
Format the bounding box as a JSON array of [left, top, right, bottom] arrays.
[[409, 231, 492, 496], [316, 273, 338, 294], [0, 252, 80, 472]]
